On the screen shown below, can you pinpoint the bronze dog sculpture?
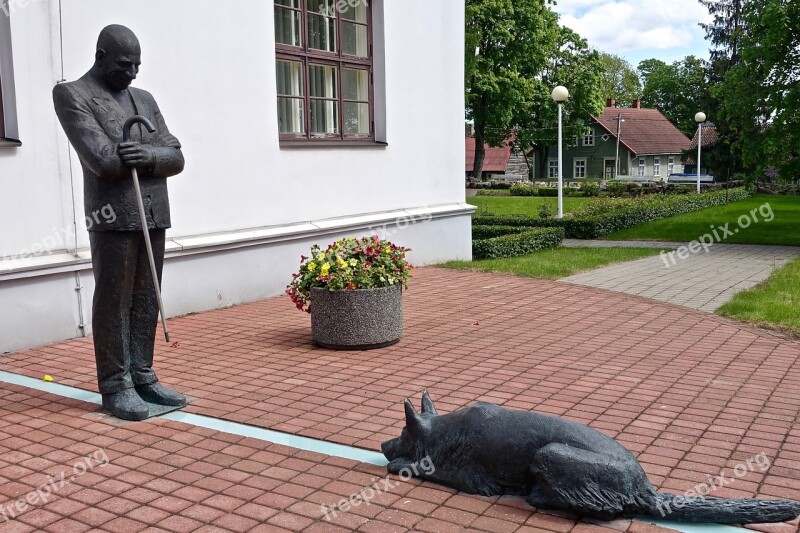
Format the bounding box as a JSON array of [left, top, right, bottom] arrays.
[[382, 393, 800, 524]]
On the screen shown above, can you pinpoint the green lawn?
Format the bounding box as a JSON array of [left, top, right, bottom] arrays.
[[439, 247, 664, 280], [467, 196, 593, 217], [717, 256, 800, 336], [605, 195, 800, 246]]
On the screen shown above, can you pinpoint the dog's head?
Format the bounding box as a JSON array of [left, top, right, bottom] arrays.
[[381, 391, 438, 461]]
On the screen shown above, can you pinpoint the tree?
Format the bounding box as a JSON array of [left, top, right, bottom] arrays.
[[699, 0, 751, 178], [465, 0, 561, 179], [597, 52, 641, 107], [517, 27, 604, 179], [639, 56, 710, 136], [699, 0, 748, 66], [721, 0, 800, 180]]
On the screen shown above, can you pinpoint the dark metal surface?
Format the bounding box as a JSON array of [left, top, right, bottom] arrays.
[[382, 392, 800, 524], [52, 25, 185, 420]]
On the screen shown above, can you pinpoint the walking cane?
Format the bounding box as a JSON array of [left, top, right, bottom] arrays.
[[122, 115, 170, 343]]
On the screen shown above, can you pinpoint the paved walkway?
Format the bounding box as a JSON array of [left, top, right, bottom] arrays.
[[1, 268, 800, 532], [561, 241, 800, 312]]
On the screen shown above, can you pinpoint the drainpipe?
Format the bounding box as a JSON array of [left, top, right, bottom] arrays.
[[54, 0, 87, 336]]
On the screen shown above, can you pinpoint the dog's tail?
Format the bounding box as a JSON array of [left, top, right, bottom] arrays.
[[651, 493, 800, 524]]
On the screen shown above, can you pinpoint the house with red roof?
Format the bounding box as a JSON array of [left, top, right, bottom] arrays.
[[684, 123, 718, 174], [465, 128, 529, 179], [534, 99, 692, 181]]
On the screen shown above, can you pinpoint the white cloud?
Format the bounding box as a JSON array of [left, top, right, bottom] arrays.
[[553, 0, 712, 63]]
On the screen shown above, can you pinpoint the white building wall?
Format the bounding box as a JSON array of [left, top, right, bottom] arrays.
[[0, 0, 471, 353]]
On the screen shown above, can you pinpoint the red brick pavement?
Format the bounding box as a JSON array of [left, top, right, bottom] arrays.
[[1, 268, 800, 531], [0, 383, 673, 533]]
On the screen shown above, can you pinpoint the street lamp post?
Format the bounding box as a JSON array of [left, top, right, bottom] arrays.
[[552, 86, 569, 219], [695, 112, 706, 193], [615, 114, 624, 178]]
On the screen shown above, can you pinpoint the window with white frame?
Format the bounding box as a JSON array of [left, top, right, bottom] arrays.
[[548, 159, 558, 179], [583, 128, 594, 146], [574, 158, 587, 179], [274, 0, 373, 141], [572, 136, 579, 147], [638, 157, 646, 176], [668, 156, 675, 174], [653, 156, 660, 176]]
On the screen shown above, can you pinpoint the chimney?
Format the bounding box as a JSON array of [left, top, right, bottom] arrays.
[[607, 98, 616, 108], [632, 99, 641, 109]]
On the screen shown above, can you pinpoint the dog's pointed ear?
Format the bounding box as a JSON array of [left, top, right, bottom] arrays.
[[404, 398, 426, 437], [421, 390, 438, 416]]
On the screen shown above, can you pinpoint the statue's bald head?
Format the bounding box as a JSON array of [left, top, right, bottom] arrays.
[[92, 25, 141, 91], [97, 25, 140, 56]]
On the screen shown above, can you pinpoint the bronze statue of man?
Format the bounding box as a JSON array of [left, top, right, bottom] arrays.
[[53, 25, 186, 420]]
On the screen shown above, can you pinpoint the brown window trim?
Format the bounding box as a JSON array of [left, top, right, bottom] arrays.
[[275, 0, 374, 143], [0, 69, 5, 139]]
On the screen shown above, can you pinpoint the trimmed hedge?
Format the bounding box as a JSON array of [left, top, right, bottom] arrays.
[[472, 225, 533, 240], [473, 188, 754, 240], [473, 227, 564, 260], [509, 184, 538, 196]]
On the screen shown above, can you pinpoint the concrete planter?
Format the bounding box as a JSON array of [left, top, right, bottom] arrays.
[[310, 284, 403, 350]]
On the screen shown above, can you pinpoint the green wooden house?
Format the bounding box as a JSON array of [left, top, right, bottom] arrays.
[[534, 99, 692, 181]]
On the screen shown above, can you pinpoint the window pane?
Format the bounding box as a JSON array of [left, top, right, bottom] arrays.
[[308, 13, 337, 53], [342, 1, 368, 22], [344, 103, 370, 134], [274, 6, 302, 47], [275, 0, 300, 7], [278, 97, 305, 134], [343, 69, 368, 101], [342, 22, 368, 57], [310, 100, 339, 134], [309, 65, 337, 98], [308, 0, 336, 16], [276, 60, 304, 97]]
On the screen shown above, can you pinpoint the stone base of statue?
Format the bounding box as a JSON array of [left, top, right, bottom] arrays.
[[310, 285, 403, 350]]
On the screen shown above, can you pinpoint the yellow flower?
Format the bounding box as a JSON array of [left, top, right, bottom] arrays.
[[321, 263, 331, 276], [384, 247, 391, 254], [337, 258, 347, 269], [308, 262, 317, 272], [349, 258, 358, 267]]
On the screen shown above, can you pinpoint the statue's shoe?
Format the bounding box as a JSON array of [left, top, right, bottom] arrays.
[[102, 389, 149, 421], [135, 382, 187, 407]]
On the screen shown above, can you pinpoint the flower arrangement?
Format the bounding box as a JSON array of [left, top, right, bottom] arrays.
[[287, 235, 413, 313]]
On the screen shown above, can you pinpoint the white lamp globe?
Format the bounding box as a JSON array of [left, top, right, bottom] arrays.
[[552, 86, 569, 103], [695, 112, 707, 123]]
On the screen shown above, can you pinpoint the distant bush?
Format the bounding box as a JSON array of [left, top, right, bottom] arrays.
[[509, 184, 538, 196], [475, 189, 511, 196]]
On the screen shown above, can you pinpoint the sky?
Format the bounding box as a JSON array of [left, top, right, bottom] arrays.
[[552, 0, 714, 68]]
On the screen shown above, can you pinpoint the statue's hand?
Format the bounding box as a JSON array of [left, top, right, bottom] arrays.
[[118, 141, 156, 168]]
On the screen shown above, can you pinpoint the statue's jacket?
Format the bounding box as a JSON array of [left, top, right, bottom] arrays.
[[53, 74, 184, 232]]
